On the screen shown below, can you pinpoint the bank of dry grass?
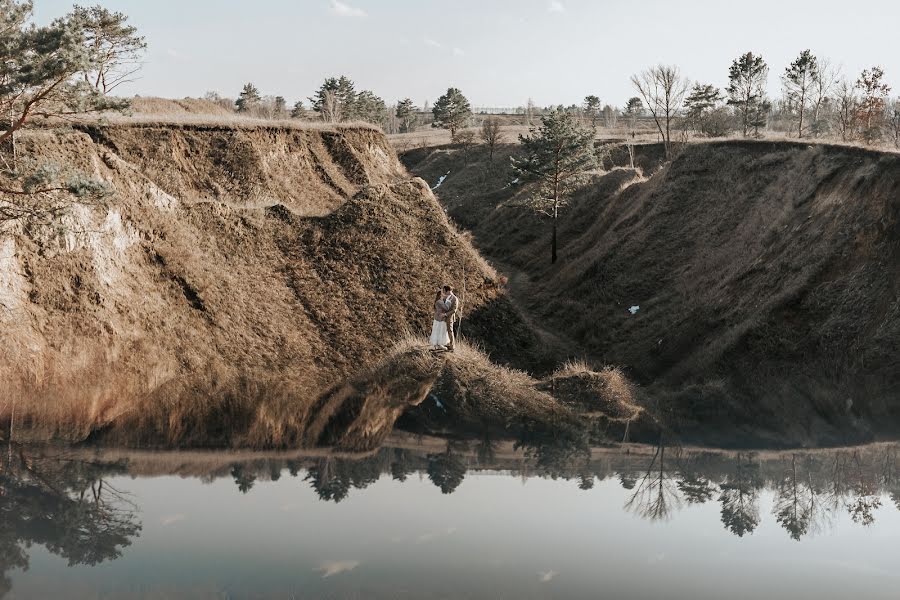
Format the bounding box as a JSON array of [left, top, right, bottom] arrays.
[[407, 138, 900, 446]]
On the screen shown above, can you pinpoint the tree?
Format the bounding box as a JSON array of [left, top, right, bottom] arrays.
[[431, 87, 471, 140], [454, 129, 477, 163], [234, 82, 260, 113], [623, 96, 644, 168], [727, 51, 770, 137], [888, 99, 900, 148], [630, 65, 689, 158], [480, 116, 504, 161], [511, 108, 596, 263], [683, 83, 729, 137], [623, 96, 643, 134], [355, 89, 387, 125], [290, 99, 305, 119], [855, 66, 891, 143], [834, 79, 858, 142], [1, 0, 130, 226], [395, 97, 418, 133], [309, 76, 357, 121], [809, 57, 839, 137], [583, 94, 601, 126], [72, 4, 146, 94], [782, 50, 819, 138], [273, 95, 287, 118]]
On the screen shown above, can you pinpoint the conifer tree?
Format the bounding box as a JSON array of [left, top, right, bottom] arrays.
[[431, 87, 472, 140], [511, 108, 596, 263], [727, 52, 770, 137], [234, 83, 261, 113], [583, 95, 601, 126], [395, 98, 418, 133], [782, 50, 819, 138]]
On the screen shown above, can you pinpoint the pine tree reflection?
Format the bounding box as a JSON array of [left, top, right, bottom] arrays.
[[718, 453, 762, 537], [0, 449, 141, 598], [427, 443, 467, 494]]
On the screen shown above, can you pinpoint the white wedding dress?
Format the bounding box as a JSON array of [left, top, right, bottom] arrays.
[[430, 319, 450, 347]]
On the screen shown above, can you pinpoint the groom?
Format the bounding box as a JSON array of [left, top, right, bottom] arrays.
[[442, 284, 459, 352]]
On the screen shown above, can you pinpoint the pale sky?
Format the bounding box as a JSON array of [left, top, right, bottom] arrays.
[[34, 0, 900, 109]]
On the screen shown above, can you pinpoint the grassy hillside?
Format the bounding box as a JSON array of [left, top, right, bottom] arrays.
[[0, 123, 564, 446], [405, 139, 900, 446]]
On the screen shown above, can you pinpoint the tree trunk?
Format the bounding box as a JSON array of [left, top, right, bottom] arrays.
[[551, 198, 558, 263]]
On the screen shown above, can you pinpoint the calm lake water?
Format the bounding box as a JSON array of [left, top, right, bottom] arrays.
[[3, 438, 899, 599]]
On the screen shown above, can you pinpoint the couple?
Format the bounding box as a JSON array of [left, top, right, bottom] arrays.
[[429, 284, 459, 351]]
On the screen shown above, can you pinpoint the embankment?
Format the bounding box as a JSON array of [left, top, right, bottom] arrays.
[[0, 123, 562, 446], [405, 140, 900, 446]]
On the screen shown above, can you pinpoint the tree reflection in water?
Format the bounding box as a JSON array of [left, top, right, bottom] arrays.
[[718, 453, 762, 537], [2, 438, 900, 597], [0, 448, 142, 598], [624, 444, 683, 521]]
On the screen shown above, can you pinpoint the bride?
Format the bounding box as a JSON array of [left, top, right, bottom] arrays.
[[429, 289, 450, 349]]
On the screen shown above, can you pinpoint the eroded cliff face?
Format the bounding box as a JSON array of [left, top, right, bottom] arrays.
[[406, 140, 900, 445], [0, 124, 512, 444]]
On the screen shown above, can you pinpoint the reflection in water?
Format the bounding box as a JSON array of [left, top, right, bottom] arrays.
[[624, 445, 682, 521], [0, 448, 141, 597], [1, 440, 900, 597]]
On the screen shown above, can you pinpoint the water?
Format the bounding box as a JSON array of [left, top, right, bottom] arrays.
[[3, 439, 899, 599]]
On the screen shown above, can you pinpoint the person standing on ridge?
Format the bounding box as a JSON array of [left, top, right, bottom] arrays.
[[443, 284, 459, 352]]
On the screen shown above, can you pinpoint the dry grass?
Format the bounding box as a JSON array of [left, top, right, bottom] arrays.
[[408, 137, 900, 446], [0, 123, 526, 447]]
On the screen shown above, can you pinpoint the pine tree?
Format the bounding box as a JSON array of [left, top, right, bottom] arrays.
[[511, 108, 597, 264], [395, 98, 418, 133], [355, 90, 387, 125], [583, 95, 601, 126], [727, 52, 770, 137], [782, 50, 819, 138], [684, 84, 723, 134], [431, 88, 472, 140], [1, 0, 130, 225], [309, 76, 357, 121], [235, 83, 261, 113], [72, 5, 146, 94], [290, 100, 305, 119], [273, 95, 287, 118]]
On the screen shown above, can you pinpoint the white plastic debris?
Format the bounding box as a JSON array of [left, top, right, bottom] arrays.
[[431, 171, 450, 190], [628, 305, 640, 315]]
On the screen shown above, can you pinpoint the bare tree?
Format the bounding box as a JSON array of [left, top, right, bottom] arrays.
[[888, 99, 900, 149], [321, 89, 340, 123], [455, 129, 476, 163], [630, 65, 689, 158], [480, 117, 504, 161], [834, 79, 858, 142], [810, 57, 839, 137]]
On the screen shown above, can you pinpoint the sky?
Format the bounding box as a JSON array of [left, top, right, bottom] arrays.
[[33, 0, 900, 109]]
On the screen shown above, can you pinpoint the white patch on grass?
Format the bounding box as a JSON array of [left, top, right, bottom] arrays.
[[628, 305, 640, 315]]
